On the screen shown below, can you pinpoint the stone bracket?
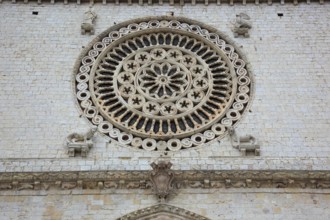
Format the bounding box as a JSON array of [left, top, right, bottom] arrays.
[[67, 142, 93, 157], [232, 13, 252, 38], [65, 127, 97, 157], [81, 6, 97, 35], [228, 127, 260, 156]]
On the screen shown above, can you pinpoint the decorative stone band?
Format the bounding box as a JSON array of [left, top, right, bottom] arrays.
[[0, 170, 329, 191], [2, 0, 326, 6]]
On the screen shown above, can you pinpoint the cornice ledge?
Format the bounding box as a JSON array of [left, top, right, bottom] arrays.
[[0, 169, 329, 191], [1, 0, 326, 6]]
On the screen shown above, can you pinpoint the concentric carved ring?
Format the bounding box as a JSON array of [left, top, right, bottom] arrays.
[[73, 17, 254, 151]]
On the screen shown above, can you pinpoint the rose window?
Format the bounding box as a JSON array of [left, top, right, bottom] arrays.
[[73, 17, 254, 151]]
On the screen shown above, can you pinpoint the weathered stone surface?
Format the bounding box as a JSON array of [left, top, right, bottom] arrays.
[[0, 3, 329, 169], [0, 2, 329, 220], [0, 190, 330, 219]]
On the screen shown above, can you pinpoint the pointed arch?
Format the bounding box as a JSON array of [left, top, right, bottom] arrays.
[[117, 204, 211, 220]]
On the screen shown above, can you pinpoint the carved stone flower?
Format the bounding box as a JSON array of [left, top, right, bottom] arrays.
[[138, 62, 188, 100]]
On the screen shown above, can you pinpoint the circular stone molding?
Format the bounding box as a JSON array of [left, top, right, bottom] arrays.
[[73, 16, 254, 151]]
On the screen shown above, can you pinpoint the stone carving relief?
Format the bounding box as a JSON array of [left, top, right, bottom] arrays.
[[65, 127, 97, 157], [150, 161, 175, 202], [117, 204, 210, 220], [232, 13, 252, 38], [81, 6, 97, 35], [228, 127, 260, 156], [0, 183, 12, 190], [73, 16, 254, 151], [0, 170, 329, 192]]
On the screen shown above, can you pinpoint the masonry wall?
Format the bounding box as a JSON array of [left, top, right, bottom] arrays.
[[0, 3, 329, 171], [1, 188, 330, 220], [0, 2, 329, 219]]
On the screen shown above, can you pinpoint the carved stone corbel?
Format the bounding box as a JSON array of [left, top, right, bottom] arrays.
[[65, 127, 97, 157], [228, 127, 260, 156], [232, 13, 252, 38], [97, 181, 104, 189], [81, 6, 97, 35], [149, 161, 175, 202]]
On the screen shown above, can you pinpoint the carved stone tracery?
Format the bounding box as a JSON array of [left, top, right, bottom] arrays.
[[74, 16, 254, 151]]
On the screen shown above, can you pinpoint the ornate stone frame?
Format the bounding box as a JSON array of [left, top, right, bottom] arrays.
[[72, 16, 255, 152]]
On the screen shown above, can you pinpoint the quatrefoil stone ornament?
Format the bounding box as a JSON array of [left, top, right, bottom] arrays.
[[73, 16, 254, 151]]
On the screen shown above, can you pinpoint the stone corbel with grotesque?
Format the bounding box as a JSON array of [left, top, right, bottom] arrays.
[[65, 127, 97, 157], [232, 13, 252, 38], [150, 161, 175, 202], [81, 6, 97, 35], [228, 127, 260, 156]]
